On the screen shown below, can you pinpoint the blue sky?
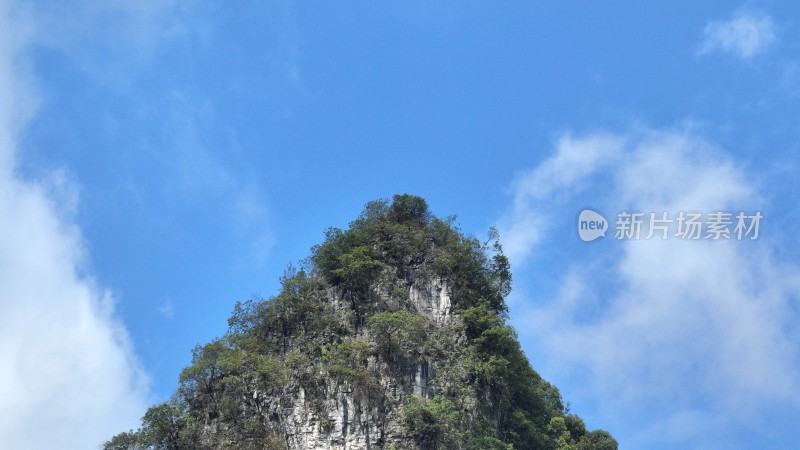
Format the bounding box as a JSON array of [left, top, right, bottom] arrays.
[[2, 1, 800, 449]]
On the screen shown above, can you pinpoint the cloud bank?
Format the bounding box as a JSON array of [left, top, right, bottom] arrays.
[[0, 2, 150, 449], [501, 128, 800, 449]]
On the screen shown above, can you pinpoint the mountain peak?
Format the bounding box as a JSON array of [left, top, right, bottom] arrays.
[[104, 194, 616, 450]]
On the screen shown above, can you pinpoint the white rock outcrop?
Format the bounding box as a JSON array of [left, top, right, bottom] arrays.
[[409, 278, 452, 325]]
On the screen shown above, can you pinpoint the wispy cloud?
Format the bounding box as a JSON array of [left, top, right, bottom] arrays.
[[0, 2, 160, 448], [500, 133, 624, 267], [165, 91, 273, 268], [698, 11, 776, 60], [32, 0, 191, 83], [157, 300, 175, 319], [502, 128, 800, 448], [231, 182, 273, 268], [780, 62, 800, 98]]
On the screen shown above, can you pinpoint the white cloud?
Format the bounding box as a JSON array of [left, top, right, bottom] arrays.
[[503, 128, 800, 448], [0, 1, 150, 449], [698, 11, 776, 60], [500, 133, 624, 267]]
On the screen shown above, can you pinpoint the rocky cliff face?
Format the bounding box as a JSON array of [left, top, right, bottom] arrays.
[[277, 277, 453, 450], [409, 278, 453, 326], [104, 195, 617, 450]]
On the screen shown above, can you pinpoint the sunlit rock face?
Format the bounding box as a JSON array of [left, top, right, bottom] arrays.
[[277, 277, 452, 450], [409, 278, 453, 326]]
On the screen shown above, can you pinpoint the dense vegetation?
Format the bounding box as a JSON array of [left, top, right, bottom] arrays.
[[104, 194, 616, 450]]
